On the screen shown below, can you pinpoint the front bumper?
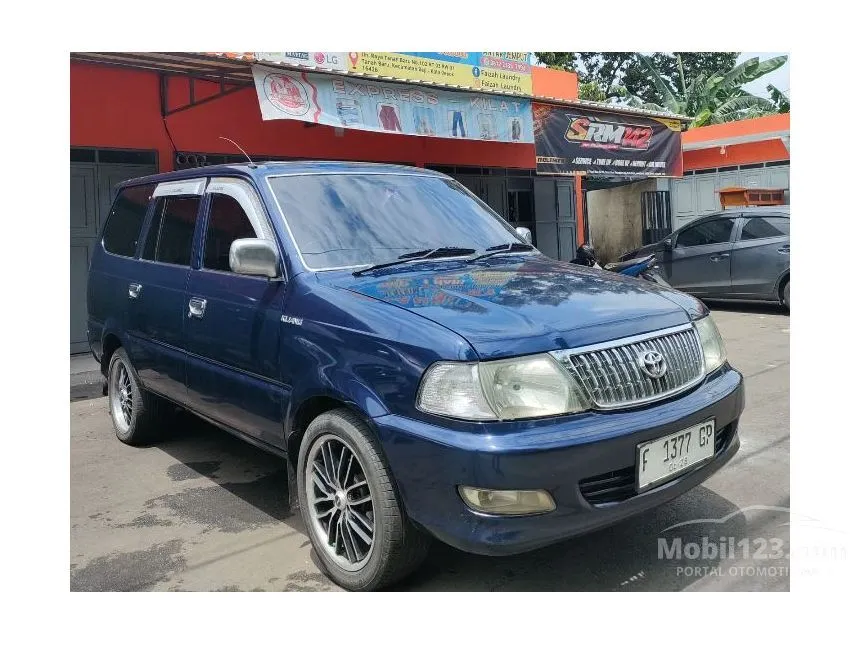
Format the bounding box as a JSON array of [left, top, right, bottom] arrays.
[[374, 364, 744, 556]]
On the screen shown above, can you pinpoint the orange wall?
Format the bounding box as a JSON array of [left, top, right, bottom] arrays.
[[70, 63, 175, 171], [71, 61, 587, 244], [71, 62, 542, 171], [682, 113, 789, 146], [683, 139, 789, 171], [532, 66, 579, 101], [681, 113, 790, 171]]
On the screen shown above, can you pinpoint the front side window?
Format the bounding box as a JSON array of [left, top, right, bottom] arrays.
[[268, 173, 522, 270], [141, 196, 201, 266], [102, 184, 155, 257], [741, 216, 790, 240], [676, 218, 735, 248], [204, 193, 257, 272]]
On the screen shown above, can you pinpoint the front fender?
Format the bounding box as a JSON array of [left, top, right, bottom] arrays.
[[772, 268, 789, 298]]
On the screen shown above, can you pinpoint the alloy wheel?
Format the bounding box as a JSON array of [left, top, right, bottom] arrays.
[[110, 361, 133, 432], [305, 434, 376, 572]]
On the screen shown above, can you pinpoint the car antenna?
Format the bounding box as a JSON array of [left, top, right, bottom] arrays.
[[219, 136, 257, 168]]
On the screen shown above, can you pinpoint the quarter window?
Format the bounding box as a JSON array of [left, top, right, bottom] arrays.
[[141, 196, 201, 266], [204, 194, 258, 272], [675, 218, 735, 248], [741, 216, 790, 240], [102, 184, 155, 257]]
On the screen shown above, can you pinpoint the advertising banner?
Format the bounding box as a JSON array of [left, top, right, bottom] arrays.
[[252, 65, 534, 144], [206, 52, 347, 72], [532, 102, 683, 177], [255, 52, 347, 72], [346, 52, 533, 96]]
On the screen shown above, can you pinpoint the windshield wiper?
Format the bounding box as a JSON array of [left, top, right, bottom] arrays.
[[466, 242, 533, 263], [352, 246, 476, 276]]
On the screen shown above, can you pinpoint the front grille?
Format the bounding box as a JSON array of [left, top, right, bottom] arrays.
[[579, 423, 736, 506], [553, 325, 705, 409]]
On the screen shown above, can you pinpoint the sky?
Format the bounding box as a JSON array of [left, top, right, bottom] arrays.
[[737, 52, 789, 98]]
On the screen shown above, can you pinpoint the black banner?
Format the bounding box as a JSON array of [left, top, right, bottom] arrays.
[[532, 102, 683, 177]]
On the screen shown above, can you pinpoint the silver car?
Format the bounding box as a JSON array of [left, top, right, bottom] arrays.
[[621, 206, 790, 309]]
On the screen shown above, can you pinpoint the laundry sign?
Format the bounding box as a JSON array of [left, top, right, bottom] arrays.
[[251, 65, 534, 144]]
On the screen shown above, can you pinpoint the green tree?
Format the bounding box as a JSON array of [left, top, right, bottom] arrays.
[[635, 53, 788, 126], [534, 52, 789, 127], [534, 52, 739, 104], [768, 84, 790, 113], [578, 80, 607, 102]]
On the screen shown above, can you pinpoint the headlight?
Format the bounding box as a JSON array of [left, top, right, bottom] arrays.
[[416, 363, 496, 420], [694, 315, 728, 373], [416, 354, 589, 421]]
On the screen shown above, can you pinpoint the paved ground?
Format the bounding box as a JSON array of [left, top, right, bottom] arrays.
[[70, 303, 790, 591]]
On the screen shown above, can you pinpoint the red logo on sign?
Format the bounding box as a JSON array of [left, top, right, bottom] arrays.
[[314, 52, 325, 65], [263, 74, 311, 116]]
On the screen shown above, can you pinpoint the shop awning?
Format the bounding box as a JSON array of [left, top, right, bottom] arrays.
[[70, 52, 255, 85]]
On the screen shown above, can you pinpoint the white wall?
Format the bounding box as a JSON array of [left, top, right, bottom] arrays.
[[586, 178, 660, 264], [671, 163, 790, 230]]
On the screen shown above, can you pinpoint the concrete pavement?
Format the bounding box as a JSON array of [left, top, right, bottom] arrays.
[[70, 304, 790, 591]]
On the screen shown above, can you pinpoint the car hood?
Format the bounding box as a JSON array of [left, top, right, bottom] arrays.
[[324, 254, 702, 359]]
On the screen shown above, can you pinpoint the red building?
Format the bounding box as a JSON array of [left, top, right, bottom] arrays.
[[70, 53, 589, 352]]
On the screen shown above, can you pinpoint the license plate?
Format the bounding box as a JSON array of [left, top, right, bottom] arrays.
[[636, 419, 715, 491]]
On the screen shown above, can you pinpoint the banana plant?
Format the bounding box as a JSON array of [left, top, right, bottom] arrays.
[[634, 54, 788, 127]]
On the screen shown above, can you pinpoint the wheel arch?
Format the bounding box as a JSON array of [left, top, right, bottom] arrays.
[[283, 392, 383, 515], [777, 270, 790, 299], [100, 333, 123, 377]]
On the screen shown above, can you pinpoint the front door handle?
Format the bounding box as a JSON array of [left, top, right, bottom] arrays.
[[188, 297, 207, 319], [128, 283, 142, 299], [778, 245, 790, 254], [709, 253, 730, 261]]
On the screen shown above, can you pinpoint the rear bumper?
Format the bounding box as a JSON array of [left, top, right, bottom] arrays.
[[374, 365, 744, 556]]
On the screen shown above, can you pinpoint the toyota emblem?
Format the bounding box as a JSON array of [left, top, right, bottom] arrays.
[[637, 350, 667, 379]]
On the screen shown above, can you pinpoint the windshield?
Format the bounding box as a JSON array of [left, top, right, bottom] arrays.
[[268, 173, 524, 270]]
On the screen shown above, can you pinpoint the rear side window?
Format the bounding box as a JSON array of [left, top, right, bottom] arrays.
[[676, 218, 735, 248], [102, 184, 155, 257], [204, 194, 258, 272], [741, 216, 790, 240], [141, 196, 201, 266]]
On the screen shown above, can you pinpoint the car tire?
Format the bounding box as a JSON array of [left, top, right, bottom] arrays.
[[297, 409, 430, 591], [782, 279, 790, 311], [107, 347, 165, 446]]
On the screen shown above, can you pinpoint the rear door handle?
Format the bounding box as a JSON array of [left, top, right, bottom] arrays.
[[188, 297, 207, 319], [709, 253, 730, 261], [778, 245, 790, 254], [128, 283, 142, 299]]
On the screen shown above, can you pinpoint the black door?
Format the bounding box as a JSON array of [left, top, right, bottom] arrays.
[[534, 178, 577, 260]]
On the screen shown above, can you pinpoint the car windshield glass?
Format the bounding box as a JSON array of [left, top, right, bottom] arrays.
[[268, 173, 523, 270]]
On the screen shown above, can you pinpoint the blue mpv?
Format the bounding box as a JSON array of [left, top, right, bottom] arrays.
[[87, 162, 744, 590]]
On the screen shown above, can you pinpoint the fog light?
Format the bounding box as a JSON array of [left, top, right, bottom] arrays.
[[458, 486, 556, 516]]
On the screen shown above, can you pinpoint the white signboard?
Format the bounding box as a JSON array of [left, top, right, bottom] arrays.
[[255, 52, 347, 72]]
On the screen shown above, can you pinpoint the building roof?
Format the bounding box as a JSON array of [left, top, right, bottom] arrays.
[[70, 52, 690, 122], [682, 113, 790, 151]]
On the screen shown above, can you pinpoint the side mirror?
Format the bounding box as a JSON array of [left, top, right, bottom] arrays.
[[663, 238, 674, 252], [515, 226, 533, 245], [229, 238, 281, 278]]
